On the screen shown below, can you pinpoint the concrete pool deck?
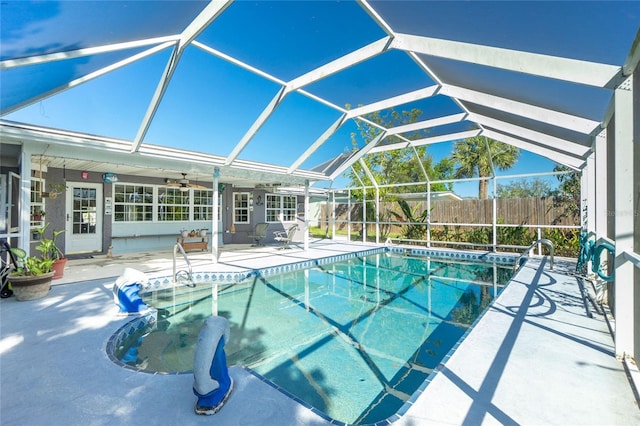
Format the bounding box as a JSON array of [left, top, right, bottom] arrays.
[[1, 240, 639, 425]]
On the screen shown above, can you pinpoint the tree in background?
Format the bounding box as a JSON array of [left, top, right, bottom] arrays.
[[551, 164, 581, 221], [346, 108, 454, 195], [452, 136, 520, 199], [496, 178, 553, 198]]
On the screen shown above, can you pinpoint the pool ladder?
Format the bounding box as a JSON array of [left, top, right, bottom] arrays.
[[514, 239, 554, 272], [173, 242, 195, 286]]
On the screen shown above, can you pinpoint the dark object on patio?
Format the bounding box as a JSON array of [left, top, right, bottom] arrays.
[[1, 241, 17, 298], [249, 222, 269, 246], [274, 224, 299, 249]]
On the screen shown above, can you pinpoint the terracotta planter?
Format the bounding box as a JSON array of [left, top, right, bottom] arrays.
[[52, 258, 68, 279], [8, 272, 54, 301]]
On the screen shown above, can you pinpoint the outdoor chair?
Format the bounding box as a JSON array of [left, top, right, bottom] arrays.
[[274, 224, 298, 249], [249, 222, 269, 246]]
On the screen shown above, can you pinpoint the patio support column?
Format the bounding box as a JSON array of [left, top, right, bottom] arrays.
[[492, 177, 497, 252], [347, 189, 351, 241], [362, 186, 366, 243], [331, 191, 336, 240], [304, 180, 309, 251], [19, 148, 32, 253], [211, 167, 220, 264], [594, 132, 608, 240], [375, 187, 380, 244], [613, 73, 636, 359], [426, 183, 431, 248], [584, 154, 596, 235]]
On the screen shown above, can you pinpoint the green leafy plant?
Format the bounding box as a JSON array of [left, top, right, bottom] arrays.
[[34, 223, 65, 260], [9, 247, 54, 276], [390, 199, 429, 242], [9, 223, 64, 276]]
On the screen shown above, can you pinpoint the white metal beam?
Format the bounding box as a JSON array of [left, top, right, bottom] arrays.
[[594, 131, 608, 240], [368, 129, 480, 154], [329, 131, 387, 180], [482, 129, 584, 170], [0, 35, 179, 70], [178, 0, 232, 49], [468, 112, 591, 157], [359, 159, 379, 189], [441, 84, 600, 135], [288, 114, 348, 173], [623, 26, 640, 76], [391, 33, 622, 88], [225, 86, 288, 165], [345, 85, 440, 119], [193, 41, 286, 86], [286, 37, 391, 92], [585, 154, 596, 235], [613, 74, 636, 358], [2, 42, 174, 116], [386, 113, 467, 136], [131, 0, 231, 153], [412, 130, 480, 147]]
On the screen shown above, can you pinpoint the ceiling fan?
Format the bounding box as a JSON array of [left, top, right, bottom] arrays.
[[165, 173, 207, 191]]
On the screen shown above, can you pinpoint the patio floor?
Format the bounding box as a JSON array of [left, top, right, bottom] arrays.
[[1, 240, 639, 425]]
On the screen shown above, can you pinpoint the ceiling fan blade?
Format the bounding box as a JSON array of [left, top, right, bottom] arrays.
[[189, 183, 208, 190]]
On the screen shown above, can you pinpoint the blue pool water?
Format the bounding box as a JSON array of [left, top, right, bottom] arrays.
[[114, 252, 513, 424]]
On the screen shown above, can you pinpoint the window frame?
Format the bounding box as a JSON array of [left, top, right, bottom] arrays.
[[233, 192, 251, 224], [113, 183, 155, 223], [112, 183, 214, 223], [265, 194, 297, 223]]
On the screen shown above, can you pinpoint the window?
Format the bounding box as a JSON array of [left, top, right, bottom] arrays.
[[193, 189, 213, 221], [30, 178, 45, 229], [114, 184, 154, 222], [113, 183, 219, 223], [265, 194, 297, 222], [157, 187, 190, 221], [266, 194, 280, 222], [282, 195, 296, 221], [233, 192, 250, 224]]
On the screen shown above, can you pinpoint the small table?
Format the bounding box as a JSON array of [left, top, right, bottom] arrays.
[[177, 236, 208, 252]]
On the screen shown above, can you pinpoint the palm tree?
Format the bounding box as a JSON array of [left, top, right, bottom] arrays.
[[452, 136, 520, 199]]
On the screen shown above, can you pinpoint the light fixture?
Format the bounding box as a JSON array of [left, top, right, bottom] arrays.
[[180, 186, 189, 192]]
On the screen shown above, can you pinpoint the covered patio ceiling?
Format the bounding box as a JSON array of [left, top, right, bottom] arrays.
[[1, 1, 639, 187]]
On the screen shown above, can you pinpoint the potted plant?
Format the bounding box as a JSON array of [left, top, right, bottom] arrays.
[[31, 209, 45, 222], [8, 247, 55, 302], [34, 224, 66, 279]]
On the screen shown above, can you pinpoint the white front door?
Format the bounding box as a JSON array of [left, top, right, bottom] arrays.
[[65, 183, 103, 254]]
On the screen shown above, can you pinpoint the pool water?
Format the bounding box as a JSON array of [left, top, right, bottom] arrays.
[[115, 253, 513, 424]]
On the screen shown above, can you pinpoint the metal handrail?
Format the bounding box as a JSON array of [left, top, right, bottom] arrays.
[[173, 242, 194, 285], [514, 238, 554, 272]]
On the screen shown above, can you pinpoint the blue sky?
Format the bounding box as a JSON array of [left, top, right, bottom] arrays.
[[3, 1, 639, 197]]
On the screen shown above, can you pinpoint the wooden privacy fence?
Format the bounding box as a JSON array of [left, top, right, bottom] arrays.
[[321, 197, 579, 230]]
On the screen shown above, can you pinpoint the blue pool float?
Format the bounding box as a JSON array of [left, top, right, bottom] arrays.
[[193, 316, 234, 415], [113, 268, 150, 315]]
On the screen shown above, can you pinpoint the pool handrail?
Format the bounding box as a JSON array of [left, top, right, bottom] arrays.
[[514, 238, 554, 272], [173, 242, 194, 285]]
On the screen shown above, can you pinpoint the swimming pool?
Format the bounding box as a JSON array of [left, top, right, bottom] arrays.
[[110, 250, 514, 424]]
